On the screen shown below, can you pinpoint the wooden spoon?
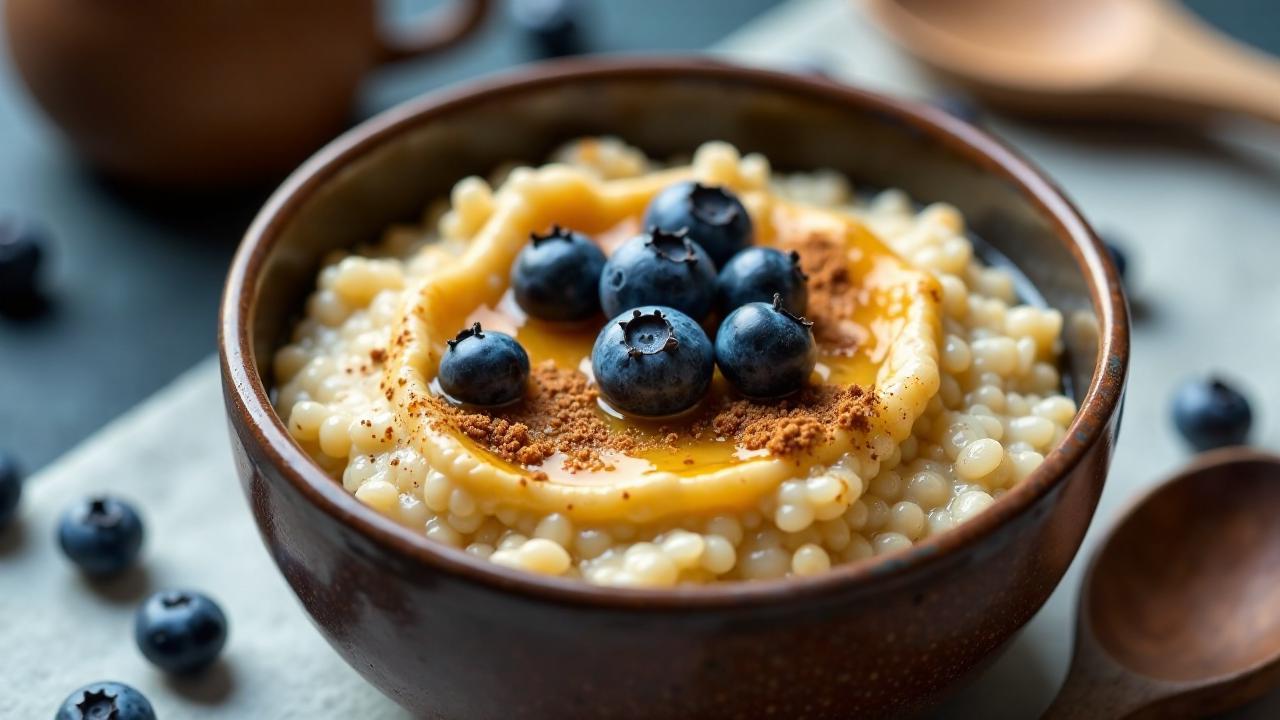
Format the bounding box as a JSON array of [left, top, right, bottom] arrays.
[[1044, 448, 1280, 719], [863, 0, 1280, 125]]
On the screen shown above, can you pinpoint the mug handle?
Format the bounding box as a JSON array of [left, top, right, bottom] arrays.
[[377, 0, 494, 64]]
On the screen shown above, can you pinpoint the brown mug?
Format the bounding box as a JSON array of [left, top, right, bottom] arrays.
[[4, 0, 492, 186]]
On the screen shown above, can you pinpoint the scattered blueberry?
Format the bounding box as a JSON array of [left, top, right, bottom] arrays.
[[717, 247, 808, 316], [933, 94, 982, 124], [1101, 235, 1129, 282], [0, 452, 21, 529], [56, 681, 156, 720], [57, 496, 144, 577], [598, 228, 717, 321], [1172, 376, 1253, 451], [715, 294, 817, 399], [135, 589, 229, 675], [512, 0, 586, 59], [438, 323, 530, 406], [592, 306, 714, 417], [0, 215, 46, 303], [643, 181, 754, 267], [511, 225, 606, 322]]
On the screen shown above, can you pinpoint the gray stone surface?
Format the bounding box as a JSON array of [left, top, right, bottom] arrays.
[[3, 0, 1280, 717]]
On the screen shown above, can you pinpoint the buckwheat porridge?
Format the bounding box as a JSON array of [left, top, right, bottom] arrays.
[[273, 138, 1075, 587]]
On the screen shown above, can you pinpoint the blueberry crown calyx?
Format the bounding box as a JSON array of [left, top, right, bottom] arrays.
[[530, 224, 575, 246], [86, 498, 122, 528], [773, 293, 815, 328], [688, 183, 741, 225], [76, 689, 119, 717], [1208, 377, 1236, 394], [643, 227, 700, 265], [618, 308, 680, 358], [788, 250, 810, 281], [447, 322, 485, 350]]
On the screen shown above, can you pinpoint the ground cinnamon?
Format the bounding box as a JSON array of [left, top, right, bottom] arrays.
[[706, 385, 877, 456], [426, 361, 635, 472], [783, 231, 862, 356], [429, 365, 878, 471]]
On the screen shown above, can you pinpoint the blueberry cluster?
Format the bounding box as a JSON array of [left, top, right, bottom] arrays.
[[0, 454, 233, 717], [432, 182, 819, 418], [31, 489, 232, 718]]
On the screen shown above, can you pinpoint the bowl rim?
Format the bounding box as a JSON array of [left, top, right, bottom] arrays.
[[219, 55, 1129, 610]]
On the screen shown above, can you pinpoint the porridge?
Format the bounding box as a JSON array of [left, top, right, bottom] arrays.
[[273, 139, 1075, 587]]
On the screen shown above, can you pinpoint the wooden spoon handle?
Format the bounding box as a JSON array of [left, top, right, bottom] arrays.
[[1042, 674, 1153, 719], [1134, 1, 1280, 126], [1041, 631, 1168, 720]]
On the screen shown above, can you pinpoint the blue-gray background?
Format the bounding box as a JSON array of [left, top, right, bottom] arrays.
[[0, 0, 1274, 470]]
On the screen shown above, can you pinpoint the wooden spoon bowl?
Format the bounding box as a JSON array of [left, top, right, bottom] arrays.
[[1047, 448, 1280, 718], [865, 0, 1280, 126]]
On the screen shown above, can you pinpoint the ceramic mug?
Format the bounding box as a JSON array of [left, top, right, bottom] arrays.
[[4, 0, 492, 186]]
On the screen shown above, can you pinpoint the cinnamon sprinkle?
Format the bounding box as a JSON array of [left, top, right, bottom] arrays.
[[426, 364, 878, 471], [425, 362, 636, 472], [783, 231, 861, 356], [422, 226, 881, 471], [706, 385, 877, 456]]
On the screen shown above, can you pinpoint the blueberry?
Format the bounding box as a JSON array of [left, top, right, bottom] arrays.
[[715, 294, 817, 399], [933, 94, 982, 124], [438, 323, 530, 406], [0, 215, 46, 302], [135, 589, 229, 675], [511, 225, 606, 322], [0, 452, 21, 529], [591, 306, 714, 417], [1102, 235, 1129, 282], [1173, 376, 1252, 451], [643, 182, 753, 267], [57, 496, 144, 577], [512, 0, 585, 59], [56, 681, 156, 720], [598, 228, 717, 321], [717, 247, 808, 315]]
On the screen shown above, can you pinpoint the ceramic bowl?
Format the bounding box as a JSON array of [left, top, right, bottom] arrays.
[[219, 57, 1128, 719]]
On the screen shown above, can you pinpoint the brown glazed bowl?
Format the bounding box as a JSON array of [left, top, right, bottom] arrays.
[[220, 58, 1128, 719]]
